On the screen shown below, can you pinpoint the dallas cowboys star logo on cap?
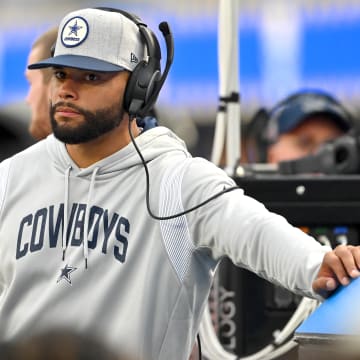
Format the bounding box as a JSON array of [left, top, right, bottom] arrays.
[[57, 264, 77, 285], [68, 19, 83, 36], [61, 16, 89, 48]]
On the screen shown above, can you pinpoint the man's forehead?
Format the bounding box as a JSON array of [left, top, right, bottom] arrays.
[[28, 47, 42, 64]]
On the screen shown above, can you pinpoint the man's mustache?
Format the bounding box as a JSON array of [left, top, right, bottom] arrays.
[[52, 102, 86, 115]]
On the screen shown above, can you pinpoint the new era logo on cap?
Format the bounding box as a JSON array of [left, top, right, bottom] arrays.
[[130, 52, 138, 63]]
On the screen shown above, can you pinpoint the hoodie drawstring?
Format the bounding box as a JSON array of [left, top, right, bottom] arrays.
[[62, 166, 72, 262], [62, 165, 99, 270], [83, 167, 99, 269]]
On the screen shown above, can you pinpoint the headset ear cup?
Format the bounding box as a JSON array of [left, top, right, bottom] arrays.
[[90, 7, 167, 118], [145, 70, 161, 104], [123, 62, 146, 114], [123, 60, 160, 116]]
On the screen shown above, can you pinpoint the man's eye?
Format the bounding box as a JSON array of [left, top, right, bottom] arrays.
[[54, 71, 65, 79], [297, 135, 314, 150], [86, 73, 99, 81]]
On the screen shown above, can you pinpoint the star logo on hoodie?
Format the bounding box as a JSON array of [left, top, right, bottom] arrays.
[[57, 264, 77, 285]]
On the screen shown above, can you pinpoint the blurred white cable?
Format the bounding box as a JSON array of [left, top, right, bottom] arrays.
[[239, 297, 318, 360], [317, 235, 332, 247], [200, 296, 318, 360], [271, 297, 318, 346], [259, 340, 298, 360], [200, 304, 238, 360]]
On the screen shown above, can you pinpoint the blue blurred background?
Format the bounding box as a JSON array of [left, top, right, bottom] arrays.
[[1, 0, 360, 154]]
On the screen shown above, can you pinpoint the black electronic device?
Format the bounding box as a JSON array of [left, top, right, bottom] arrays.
[[278, 131, 360, 175], [216, 173, 360, 357]]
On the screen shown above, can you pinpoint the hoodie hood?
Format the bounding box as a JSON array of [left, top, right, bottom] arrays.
[[46, 126, 189, 178], [45, 126, 190, 268]]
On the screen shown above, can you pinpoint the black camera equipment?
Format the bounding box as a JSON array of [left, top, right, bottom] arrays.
[[215, 130, 360, 357], [278, 130, 360, 175]]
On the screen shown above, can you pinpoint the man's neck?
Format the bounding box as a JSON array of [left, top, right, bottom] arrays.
[[65, 119, 141, 168]]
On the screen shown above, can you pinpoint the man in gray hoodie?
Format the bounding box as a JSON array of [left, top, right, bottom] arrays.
[[0, 7, 359, 360]]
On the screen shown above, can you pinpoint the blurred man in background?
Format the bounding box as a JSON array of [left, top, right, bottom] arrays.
[[25, 27, 57, 140], [245, 89, 353, 164]]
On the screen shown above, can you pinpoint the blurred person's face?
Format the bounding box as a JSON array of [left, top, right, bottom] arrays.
[[25, 46, 52, 140], [267, 115, 344, 164]]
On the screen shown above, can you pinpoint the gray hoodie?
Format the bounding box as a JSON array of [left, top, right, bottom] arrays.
[[0, 126, 328, 359]]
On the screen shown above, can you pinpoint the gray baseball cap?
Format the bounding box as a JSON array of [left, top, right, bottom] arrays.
[[28, 8, 145, 72]]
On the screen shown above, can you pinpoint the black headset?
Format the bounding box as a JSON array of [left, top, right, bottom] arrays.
[[94, 7, 174, 119]]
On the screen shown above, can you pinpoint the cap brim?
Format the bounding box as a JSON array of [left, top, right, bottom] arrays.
[[279, 106, 351, 134], [28, 55, 127, 72]]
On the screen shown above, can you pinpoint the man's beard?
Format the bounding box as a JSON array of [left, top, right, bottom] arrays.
[[50, 100, 125, 144]]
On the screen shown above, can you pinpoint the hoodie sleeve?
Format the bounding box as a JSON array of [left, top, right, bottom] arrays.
[[181, 158, 330, 299], [0, 158, 11, 222]]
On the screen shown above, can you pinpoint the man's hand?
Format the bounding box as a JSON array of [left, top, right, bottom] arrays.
[[313, 245, 360, 298]]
